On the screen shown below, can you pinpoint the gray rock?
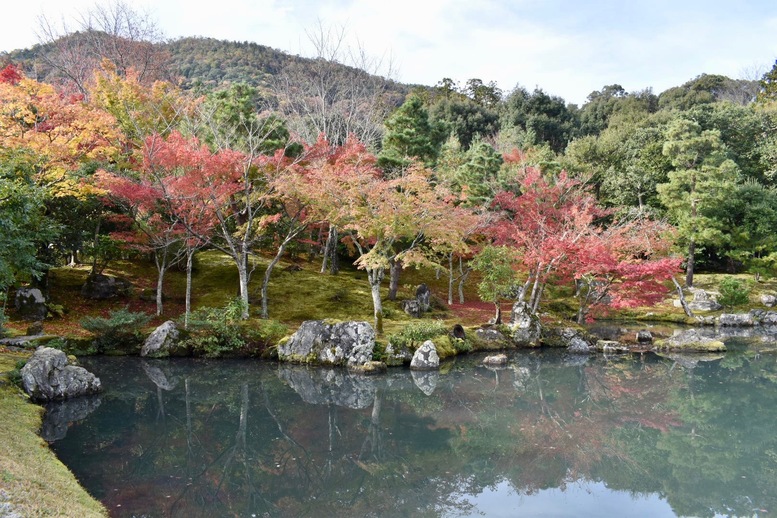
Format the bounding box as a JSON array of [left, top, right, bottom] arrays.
[[349, 361, 387, 374], [141, 320, 184, 358], [14, 288, 47, 321], [687, 289, 722, 312], [636, 330, 653, 344], [543, 327, 592, 353], [80, 273, 132, 299], [41, 396, 101, 442], [761, 294, 777, 307], [762, 312, 777, 326], [278, 365, 376, 409], [719, 313, 756, 326], [654, 329, 726, 352], [401, 299, 422, 318], [507, 301, 541, 346], [482, 353, 508, 366], [415, 284, 431, 313], [20, 347, 102, 402], [410, 340, 440, 370], [279, 320, 375, 367], [411, 370, 439, 395]]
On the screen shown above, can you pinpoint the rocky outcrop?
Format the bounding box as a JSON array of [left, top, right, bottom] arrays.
[[141, 321, 186, 358], [654, 329, 726, 352], [277, 365, 377, 409], [14, 288, 47, 321], [415, 284, 431, 313], [20, 347, 102, 402], [410, 340, 440, 370], [80, 274, 132, 299], [279, 320, 375, 367], [507, 301, 541, 346]]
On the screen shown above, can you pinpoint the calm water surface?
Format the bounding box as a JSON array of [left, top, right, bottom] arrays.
[[47, 337, 777, 517]]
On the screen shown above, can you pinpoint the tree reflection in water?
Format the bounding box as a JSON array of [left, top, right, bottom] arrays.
[[46, 349, 777, 517]]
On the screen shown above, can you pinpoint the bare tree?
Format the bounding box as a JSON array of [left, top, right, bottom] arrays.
[[36, 0, 170, 96], [273, 21, 401, 149]]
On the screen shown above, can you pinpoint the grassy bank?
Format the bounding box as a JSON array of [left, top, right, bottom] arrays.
[[0, 350, 107, 517]]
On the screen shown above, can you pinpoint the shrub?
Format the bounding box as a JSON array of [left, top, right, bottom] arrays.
[[8, 359, 27, 389], [181, 299, 260, 357], [80, 307, 151, 353], [718, 277, 750, 308], [388, 320, 449, 350]]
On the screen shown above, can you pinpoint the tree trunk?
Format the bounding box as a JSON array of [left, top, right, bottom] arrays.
[[458, 257, 470, 304], [236, 250, 250, 319], [367, 268, 385, 334], [321, 224, 339, 275], [261, 237, 292, 319], [447, 253, 454, 305], [686, 238, 695, 288], [672, 276, 695, 318], [493, 302, 502, 325], [184, 249, 194, 329], [156, 266, 165, 316], [388, 258, 402, 301]]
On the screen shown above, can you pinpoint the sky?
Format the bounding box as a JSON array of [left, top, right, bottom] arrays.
[[1, 0, 776, 105]]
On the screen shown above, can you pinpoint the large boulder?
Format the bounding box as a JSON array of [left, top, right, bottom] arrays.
[[14, 288, 47, 321], [80, 274, 132, 300], [20, 347, 102, 402], [474, 326, 510, 350], [141, 320, 186, 358], [401, 299, 422, 318], [279, 320, 375, 367], [507, 301, 541, 346], [410, 340, 440, 370], [654, 329, 726, 352]]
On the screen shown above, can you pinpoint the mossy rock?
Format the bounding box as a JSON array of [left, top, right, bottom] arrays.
[[654, 329, 726, 353]]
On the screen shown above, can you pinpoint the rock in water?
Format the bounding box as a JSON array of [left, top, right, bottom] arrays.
[[410, 340, 440, 370], [654, 329, 726, 352], [482, 353, 508, 366], [508, 301, 541, 346], [21, 347, 102, 402], [279, 320, 375, 367]]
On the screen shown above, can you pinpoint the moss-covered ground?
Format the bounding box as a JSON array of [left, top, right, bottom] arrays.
[[0, 350, 107, 517]]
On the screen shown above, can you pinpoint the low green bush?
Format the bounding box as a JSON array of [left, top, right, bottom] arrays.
[[388, 320, 449, 350], [181, 299, 247, 357], [718, 277, 751, 308], [80, 307, 151, 353]]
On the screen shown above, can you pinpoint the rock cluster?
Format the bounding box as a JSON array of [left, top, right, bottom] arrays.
[[279, 320, 375, 367]]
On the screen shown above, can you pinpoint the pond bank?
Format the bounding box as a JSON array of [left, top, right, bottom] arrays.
[[0, 349, 107, 518]]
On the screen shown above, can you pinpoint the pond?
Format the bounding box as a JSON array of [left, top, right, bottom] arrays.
[[46, 333, 777, 517]]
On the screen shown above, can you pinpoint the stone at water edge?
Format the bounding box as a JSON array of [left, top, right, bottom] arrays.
[[279, 320, 375, 367], [654, 329, 726, 352], [141, 320, 184, 358], [718, 313, 756, 327], [20, 346, 102, 402], [508, 301, 541, 346], [410, 340, 440, 370], [761, 294, 777, 308], [636, 330, 653, 344]]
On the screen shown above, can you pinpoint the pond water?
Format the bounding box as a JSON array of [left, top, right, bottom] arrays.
[[46, 333, 777, 517]]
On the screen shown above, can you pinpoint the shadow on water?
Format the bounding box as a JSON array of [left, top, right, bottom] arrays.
[[46, 345, 777, 517]]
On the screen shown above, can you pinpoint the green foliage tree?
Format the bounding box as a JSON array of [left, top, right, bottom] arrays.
[[757, 60, 777, 103], [658, 117, 740, 287], [429, 95, 499, 150], [500, 87, 577, 153], [470, 245, 517, 325], [378, 95, 446, 172]]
